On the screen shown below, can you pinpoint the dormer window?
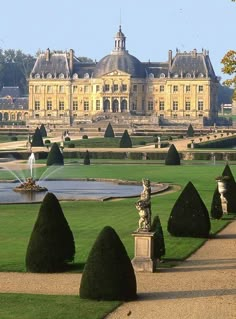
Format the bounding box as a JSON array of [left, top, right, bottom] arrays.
[[35, 73, 40, 79], [160, 73, 165, 78], [59, 73, 65, 79], [84, 73, 89, 79], [186, 73, 191, 78], [174, 73, 179, 78], [46, 73, 52, 79], [149, 73, 154, 78], [199, 73, 204, 78], [73, 73, 78, 79]]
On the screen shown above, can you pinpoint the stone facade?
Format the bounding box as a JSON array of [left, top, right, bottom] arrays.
[[28, 26, 219, 127]]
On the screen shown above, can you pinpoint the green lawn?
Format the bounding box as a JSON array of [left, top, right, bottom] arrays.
[[0, 163, 234, 319], [0, 294, 120, 319]]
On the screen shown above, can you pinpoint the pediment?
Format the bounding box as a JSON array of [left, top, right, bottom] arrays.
[[103, 69, 130, 77]]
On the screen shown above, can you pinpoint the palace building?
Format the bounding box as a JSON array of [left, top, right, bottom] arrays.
[[28, 26, 219, 127]]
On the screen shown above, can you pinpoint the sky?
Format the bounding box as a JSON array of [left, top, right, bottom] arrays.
[[0, 0, 235, 82]]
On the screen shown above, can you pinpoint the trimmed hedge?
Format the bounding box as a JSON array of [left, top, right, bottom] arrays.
[[79, 226, 137, 301]]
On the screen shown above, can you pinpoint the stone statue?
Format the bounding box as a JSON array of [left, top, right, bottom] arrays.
[[136, 178, 152, 232]]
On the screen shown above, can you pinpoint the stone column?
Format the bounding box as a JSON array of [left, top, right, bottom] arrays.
[[131, 231, 156, 272]]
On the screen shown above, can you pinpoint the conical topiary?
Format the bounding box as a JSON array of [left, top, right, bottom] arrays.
[[222, 164, 236, 213], [46, 142, 64, 166], [31, 127, 44, 147], [186, 124, 194, 137], [119, 130, 132, 148], [167, 181, 211, 238], [210, 187, 223, 219], [80, 226, 137, 301], [104, 122, 115, 138], [83, 150, 90, 165], [165, 144, 180, 165], [25, 192, 75, 273], [150, 215, 165, 260], [39, 124, 47, 137]]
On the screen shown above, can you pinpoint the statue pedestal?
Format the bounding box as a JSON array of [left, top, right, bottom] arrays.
[[131, 231, 156, 272]]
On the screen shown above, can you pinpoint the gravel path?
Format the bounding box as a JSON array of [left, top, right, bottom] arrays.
[[0, 221, 236, 319]]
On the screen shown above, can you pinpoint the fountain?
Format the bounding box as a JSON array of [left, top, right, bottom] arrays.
[[13, 153, 48, 193]]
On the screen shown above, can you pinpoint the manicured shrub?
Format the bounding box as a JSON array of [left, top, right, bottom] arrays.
[[44, 139, 51, 145], [39, 124, 47, 137], [64, 136, 71, 141], [82, 135, 88, 139], [187, 124, 194, 137], [168, 181, 211, 238], [11, 136, 17, 141], [210, 187, 223, 219], [84, 150, 90, 165], [165, 144, 180, 165], [150, 215, 165, 260], [67, 142, 75, 148], [46, 142, 64, 166], [25, 192, 75, 273], [80, 226, 137, 301], [31, 127, 44, 147], [104, 122, 115, 138], [120, 130, 132, 148], [221, 164, 236, 213]]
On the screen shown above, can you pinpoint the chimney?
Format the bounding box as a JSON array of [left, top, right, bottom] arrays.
[[168, 50, 172, 67], [69, 49, 74, 72], [45, 48, 50, 62], [192, 48, 197, 58]]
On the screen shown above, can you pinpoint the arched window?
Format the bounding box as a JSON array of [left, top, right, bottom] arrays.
[[112, 99, 119, 112], [174, 73, 179, 78], [121, 99, 127, 112], [46, 73, 52, 79], [149, 73, 154, 78], [186, 73, 191, 78], [73, 73, 78, 79], [84, 73, 89, 79], [35, 73, 40, 79], [59, 73, 65, 79], [103, 99, 110, 112], [160, 73, 165, 78]]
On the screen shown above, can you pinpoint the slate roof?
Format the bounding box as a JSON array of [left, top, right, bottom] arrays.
[[0, 86, 21, 98], [31, 53, 70, 77], [0, 97, 28, 110]]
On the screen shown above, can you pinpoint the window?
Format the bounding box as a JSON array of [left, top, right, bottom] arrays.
[[73, 86, 78, 93], [104, 84, 110, 92], [59, 85, 64, 93], [73, 101, 78, 111], [186, 85, 191, 92], [173, 114, 178, 118], [72, 73, 78, 79], [96, 85, 100, 92], [59, 73, 65, 79], [160, 85, 164, 92], [46, 73, 52, 79], [96, 100, 100, 110], [84, 101, 89, 111], [122, 84, 127, 91], [84, 85, 89, 93], [198, 85, 204, 93], [35, 86, 40, 93], [198, 100, 204, 110], [185, 114, 190, 118], [186, 73, 191, 78], [114, 84, 119, 92], [148, 85, 153, 93], [47, 86, 52, 93], [133, 85, 137, 92], [173, 101, 178, 111], [59, 101, 64, 111], [34, 101, 40, 110], [84, 73, 89, 79], [148, 101, 153, 111], [185, 101, 191, 111], [160, 73, 165, 78], [173, 85, 178, 93], [35, 73, 40, 79], [149, 73, 154, 78], [159, 101, 165, 111], [47, 100, 52, 110]]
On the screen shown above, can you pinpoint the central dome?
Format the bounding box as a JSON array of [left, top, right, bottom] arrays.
[[93, 51, 146, 78], [93, 26, 146, 78]]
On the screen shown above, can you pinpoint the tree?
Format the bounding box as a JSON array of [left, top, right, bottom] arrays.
[[46, 142, 64, 166], [168, 181, 211, 238], [221, 50, 236, 96], [119, 130, 132, 148], [165, 144, 180, 165], [186, 124, 194, 137], [104, 122, 115, 138], [39, 124, 47, 137], [25, 192, 75, 273], [150, 215, 165, 260], [221, 164, 236, 213], [80, 226, 137, 301], [210, 187, 223, 219], [83, 150, 90, 165], [31, 127, 44, 147]]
